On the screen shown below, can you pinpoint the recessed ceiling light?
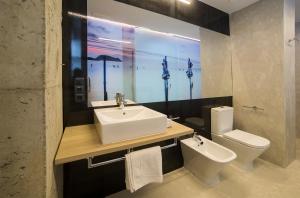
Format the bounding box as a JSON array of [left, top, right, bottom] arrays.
[[178, 0, 191, 5]]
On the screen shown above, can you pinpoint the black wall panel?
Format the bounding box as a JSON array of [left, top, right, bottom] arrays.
[[115, 0, 230, 35]]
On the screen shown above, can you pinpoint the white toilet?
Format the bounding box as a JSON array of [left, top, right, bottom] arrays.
[[211, 106, 270, 171]]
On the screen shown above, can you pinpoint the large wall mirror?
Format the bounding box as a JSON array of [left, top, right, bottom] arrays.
[[64, 0, 232, 125], [86, 16, 201, 105]]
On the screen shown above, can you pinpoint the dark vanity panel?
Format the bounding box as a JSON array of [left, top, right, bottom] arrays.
[[115, 0, 230, 35], [64, 139, 186, 198]]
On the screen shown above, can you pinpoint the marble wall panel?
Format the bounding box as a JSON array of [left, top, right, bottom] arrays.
[[231, 0, 296, 167], [231, 0, 285, 166]]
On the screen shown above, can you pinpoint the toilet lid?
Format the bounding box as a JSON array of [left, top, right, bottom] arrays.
[[224, 130, 270, 149]]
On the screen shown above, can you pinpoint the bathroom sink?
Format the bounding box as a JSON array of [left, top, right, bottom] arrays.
[[94, 106, 167, 144]]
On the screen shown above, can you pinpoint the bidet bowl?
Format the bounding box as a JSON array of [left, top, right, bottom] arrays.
[[94, 106, 167, 144], [181, 136, 236, 186]]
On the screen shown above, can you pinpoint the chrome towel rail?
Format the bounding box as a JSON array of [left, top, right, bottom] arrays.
[[87, 138, 178, 169], [242, 105, 264, 111]]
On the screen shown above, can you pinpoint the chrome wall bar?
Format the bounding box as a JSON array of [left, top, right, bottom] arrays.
[[287, 37, 299, 46], [87, 138, 178, 169], [242, 105, 264, 111]]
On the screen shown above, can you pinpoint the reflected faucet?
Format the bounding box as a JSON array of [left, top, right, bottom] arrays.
[[115, 93, 126, 110]]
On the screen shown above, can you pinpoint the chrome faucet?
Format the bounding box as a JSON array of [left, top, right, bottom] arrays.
[[193, 132, 204, 146], [115, 93, 126, 109]]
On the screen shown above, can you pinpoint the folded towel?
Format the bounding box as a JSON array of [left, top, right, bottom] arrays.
[[125, 146, 163, 193]]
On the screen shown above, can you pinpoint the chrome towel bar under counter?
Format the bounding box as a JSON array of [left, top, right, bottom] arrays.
[[87, 138, 178, 168]]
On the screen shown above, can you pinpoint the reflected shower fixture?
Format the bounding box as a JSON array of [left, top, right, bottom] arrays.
[[186, 58, 193, 100], [162, 56, 170, 104]]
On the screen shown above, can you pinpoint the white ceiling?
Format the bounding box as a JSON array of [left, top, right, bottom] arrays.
[[198, 0, 260, 14]]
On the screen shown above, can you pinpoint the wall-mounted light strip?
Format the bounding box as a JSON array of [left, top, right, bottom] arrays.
[[68, 11, 200, 42], [68, 11, 134, 28], [177, 0, 191, 5], [97, 37, 132, 44]]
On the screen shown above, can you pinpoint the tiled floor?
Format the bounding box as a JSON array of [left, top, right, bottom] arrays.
[[109, 139, 300, 198]]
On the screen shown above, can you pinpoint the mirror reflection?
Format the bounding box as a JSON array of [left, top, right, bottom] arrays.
[[87, 18, 201, 106], [67, 2, 233, 111]]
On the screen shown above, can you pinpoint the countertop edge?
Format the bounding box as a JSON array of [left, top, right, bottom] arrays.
[[55, 123, 194, 165]]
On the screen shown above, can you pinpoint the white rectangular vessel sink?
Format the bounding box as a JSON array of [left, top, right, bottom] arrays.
[[94, 106, 167, 144]]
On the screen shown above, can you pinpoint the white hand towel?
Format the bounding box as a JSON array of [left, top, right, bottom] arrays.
[[125, 146, 163, 193]]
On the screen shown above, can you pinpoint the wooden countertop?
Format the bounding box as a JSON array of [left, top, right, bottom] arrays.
[[55, 122, 193, 165]]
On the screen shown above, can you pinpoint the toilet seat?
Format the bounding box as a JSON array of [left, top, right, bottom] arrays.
[[223, 130, 270, 149]]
